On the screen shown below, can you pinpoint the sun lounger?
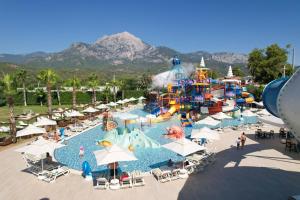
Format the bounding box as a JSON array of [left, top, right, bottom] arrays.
[[120, 176, 133, 188], [131, 171, 145, 187], [41, 166, 70, 183], [151, 168, 171, 183], [95, 177, 109, 189]]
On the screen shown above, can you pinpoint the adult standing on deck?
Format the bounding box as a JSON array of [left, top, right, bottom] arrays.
[[241, 132, 247, 148]]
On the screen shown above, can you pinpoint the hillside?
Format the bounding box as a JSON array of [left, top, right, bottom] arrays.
[[0, 32, 249, 77]]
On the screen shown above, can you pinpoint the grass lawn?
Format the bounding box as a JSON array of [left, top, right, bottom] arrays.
[[0, 105, 71, 123]]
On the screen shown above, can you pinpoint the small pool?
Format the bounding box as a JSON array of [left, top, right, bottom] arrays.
[[55, 109, 257, 173]]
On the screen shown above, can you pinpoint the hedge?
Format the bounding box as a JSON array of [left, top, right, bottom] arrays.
[[4, 90, 146, 106]]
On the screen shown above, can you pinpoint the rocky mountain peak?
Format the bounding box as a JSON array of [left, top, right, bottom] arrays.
[[94, 31, 150, 52]]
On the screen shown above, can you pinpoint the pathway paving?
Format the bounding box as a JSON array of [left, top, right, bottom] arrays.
[[0, 125, 299, 200]]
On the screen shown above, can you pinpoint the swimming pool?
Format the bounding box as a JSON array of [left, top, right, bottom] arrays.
[[54, 109, 257, 173]]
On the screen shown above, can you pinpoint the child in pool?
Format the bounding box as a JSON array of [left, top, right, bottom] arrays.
[[79, 146, 84, 158]]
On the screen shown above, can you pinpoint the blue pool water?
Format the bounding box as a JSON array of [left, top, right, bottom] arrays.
[[55, 109, 257, 173]]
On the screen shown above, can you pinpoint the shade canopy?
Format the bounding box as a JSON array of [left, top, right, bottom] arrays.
[[116, 100, 125, 104], [82, 107, 99, 113], [122, 99, 130, 103], [163, 138, 206, 157], [242, 110, 257, 117], [114, 113, 139, 120], [195, 116, 220, 126], [65, 110, 84, 117], [129, 97, 137, 101], [211, 112, 232, 120], [146, 114, 157, 119], [33, 116, 57, 126], [15, 137, 65, 158], [93, 145, 137, 166], [257, 115, 286, 128], [16, 125, 46, 137], [190, 127, 220, 140], [138, 96, 146, 100], [0, 126, 10, 132], [107, 102, 118, 107], [97, 104, 108, 109]]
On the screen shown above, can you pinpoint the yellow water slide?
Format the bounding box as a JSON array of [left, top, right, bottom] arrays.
[[151, 105, 179, 123]]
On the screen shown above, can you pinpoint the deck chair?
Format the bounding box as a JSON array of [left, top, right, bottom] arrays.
[[131, 171, 145, 187], [151, 168, 171, 183], [95, 177, 109, 189]]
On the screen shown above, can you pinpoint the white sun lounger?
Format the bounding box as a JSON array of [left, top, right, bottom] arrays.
[[151, 168, 171, 183], [95, 177, 109, 189], [41, 166, 70, 183], [131, 171, 145, 187]]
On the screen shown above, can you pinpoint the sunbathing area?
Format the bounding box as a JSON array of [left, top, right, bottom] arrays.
[[0, 119, 300, 199]]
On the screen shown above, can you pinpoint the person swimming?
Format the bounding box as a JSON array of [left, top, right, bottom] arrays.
[[79, 146, 84, 158]]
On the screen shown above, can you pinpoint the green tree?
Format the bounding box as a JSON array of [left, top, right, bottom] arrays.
[[87, 73, 99, 106], [15, 69, 28, 106], [66, 76, 81, 109], [103, 82, 111, 103], [248, 44, 292, 83], [210, 70, 219, 79], [35, 88, 46, 106], [232, 66, 245, 77], [1, 74, 17, 142], [37, 69, 58, 118], [138, 73, 152, 90]]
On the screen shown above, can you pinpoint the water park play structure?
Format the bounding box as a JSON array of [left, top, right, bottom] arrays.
[[262, 67, 300, 141], [144, 56, 255, 125]]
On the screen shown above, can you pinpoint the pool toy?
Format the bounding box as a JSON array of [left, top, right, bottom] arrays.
[[82, 161, 92, 181], [164, 126, 184, 139], [128, 144, 134, 152], [262, 67, 300, 140], [98, 140, 112, 147]]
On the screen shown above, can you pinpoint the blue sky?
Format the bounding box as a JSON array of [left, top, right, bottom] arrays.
[[0, 0, 299, 64]]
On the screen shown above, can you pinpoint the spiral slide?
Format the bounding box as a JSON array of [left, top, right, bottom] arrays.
[[262, 67, 300, 141]]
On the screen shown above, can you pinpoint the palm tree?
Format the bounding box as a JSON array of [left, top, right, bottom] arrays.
[[1, 74, 17, 142], [111, 74, 119, 102], [87, 73, 99, 106], [35, 88, 46, 106], [37, 69, 58, 118], [66, 76, 81, 109], [103, 82, 111, 103], [55, 78, 63, 106], [15, 69, 28, 106]]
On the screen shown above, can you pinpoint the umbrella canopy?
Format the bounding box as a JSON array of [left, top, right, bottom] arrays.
[[93, 145, 137, 166], [163, 138, 206, 157], [138, 96, 146, 100], [0, 126, 10, 132], [123, 99, 130, 103], [195, 116, 220, 126], [15, 137, 65, 158], [33, 116, 57, 126], [211, 112, 232, 120], [114, 113, 139, 121], [129, 97, 137, 101], [65, 110, 84, 117], [116, 100, 125, 104], [190, 127, 220, 140], [82, 107, 99, 113], [146, 114, 157, 119], [242, 110, 257, 117], [97, 104, 108, 109], [107, 102, 118, 107], [136, 117, 148, 123], [16, 125, 46, 137]]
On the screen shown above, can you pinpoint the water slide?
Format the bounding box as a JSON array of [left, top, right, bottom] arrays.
[[152, 105, 179, 123], [262, 67, 300, 141]]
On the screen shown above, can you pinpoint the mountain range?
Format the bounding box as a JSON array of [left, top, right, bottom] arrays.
[[0, 32, 249, 76]]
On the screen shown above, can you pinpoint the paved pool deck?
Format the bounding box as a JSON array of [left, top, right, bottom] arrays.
[[1, 124, 300, 200]]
